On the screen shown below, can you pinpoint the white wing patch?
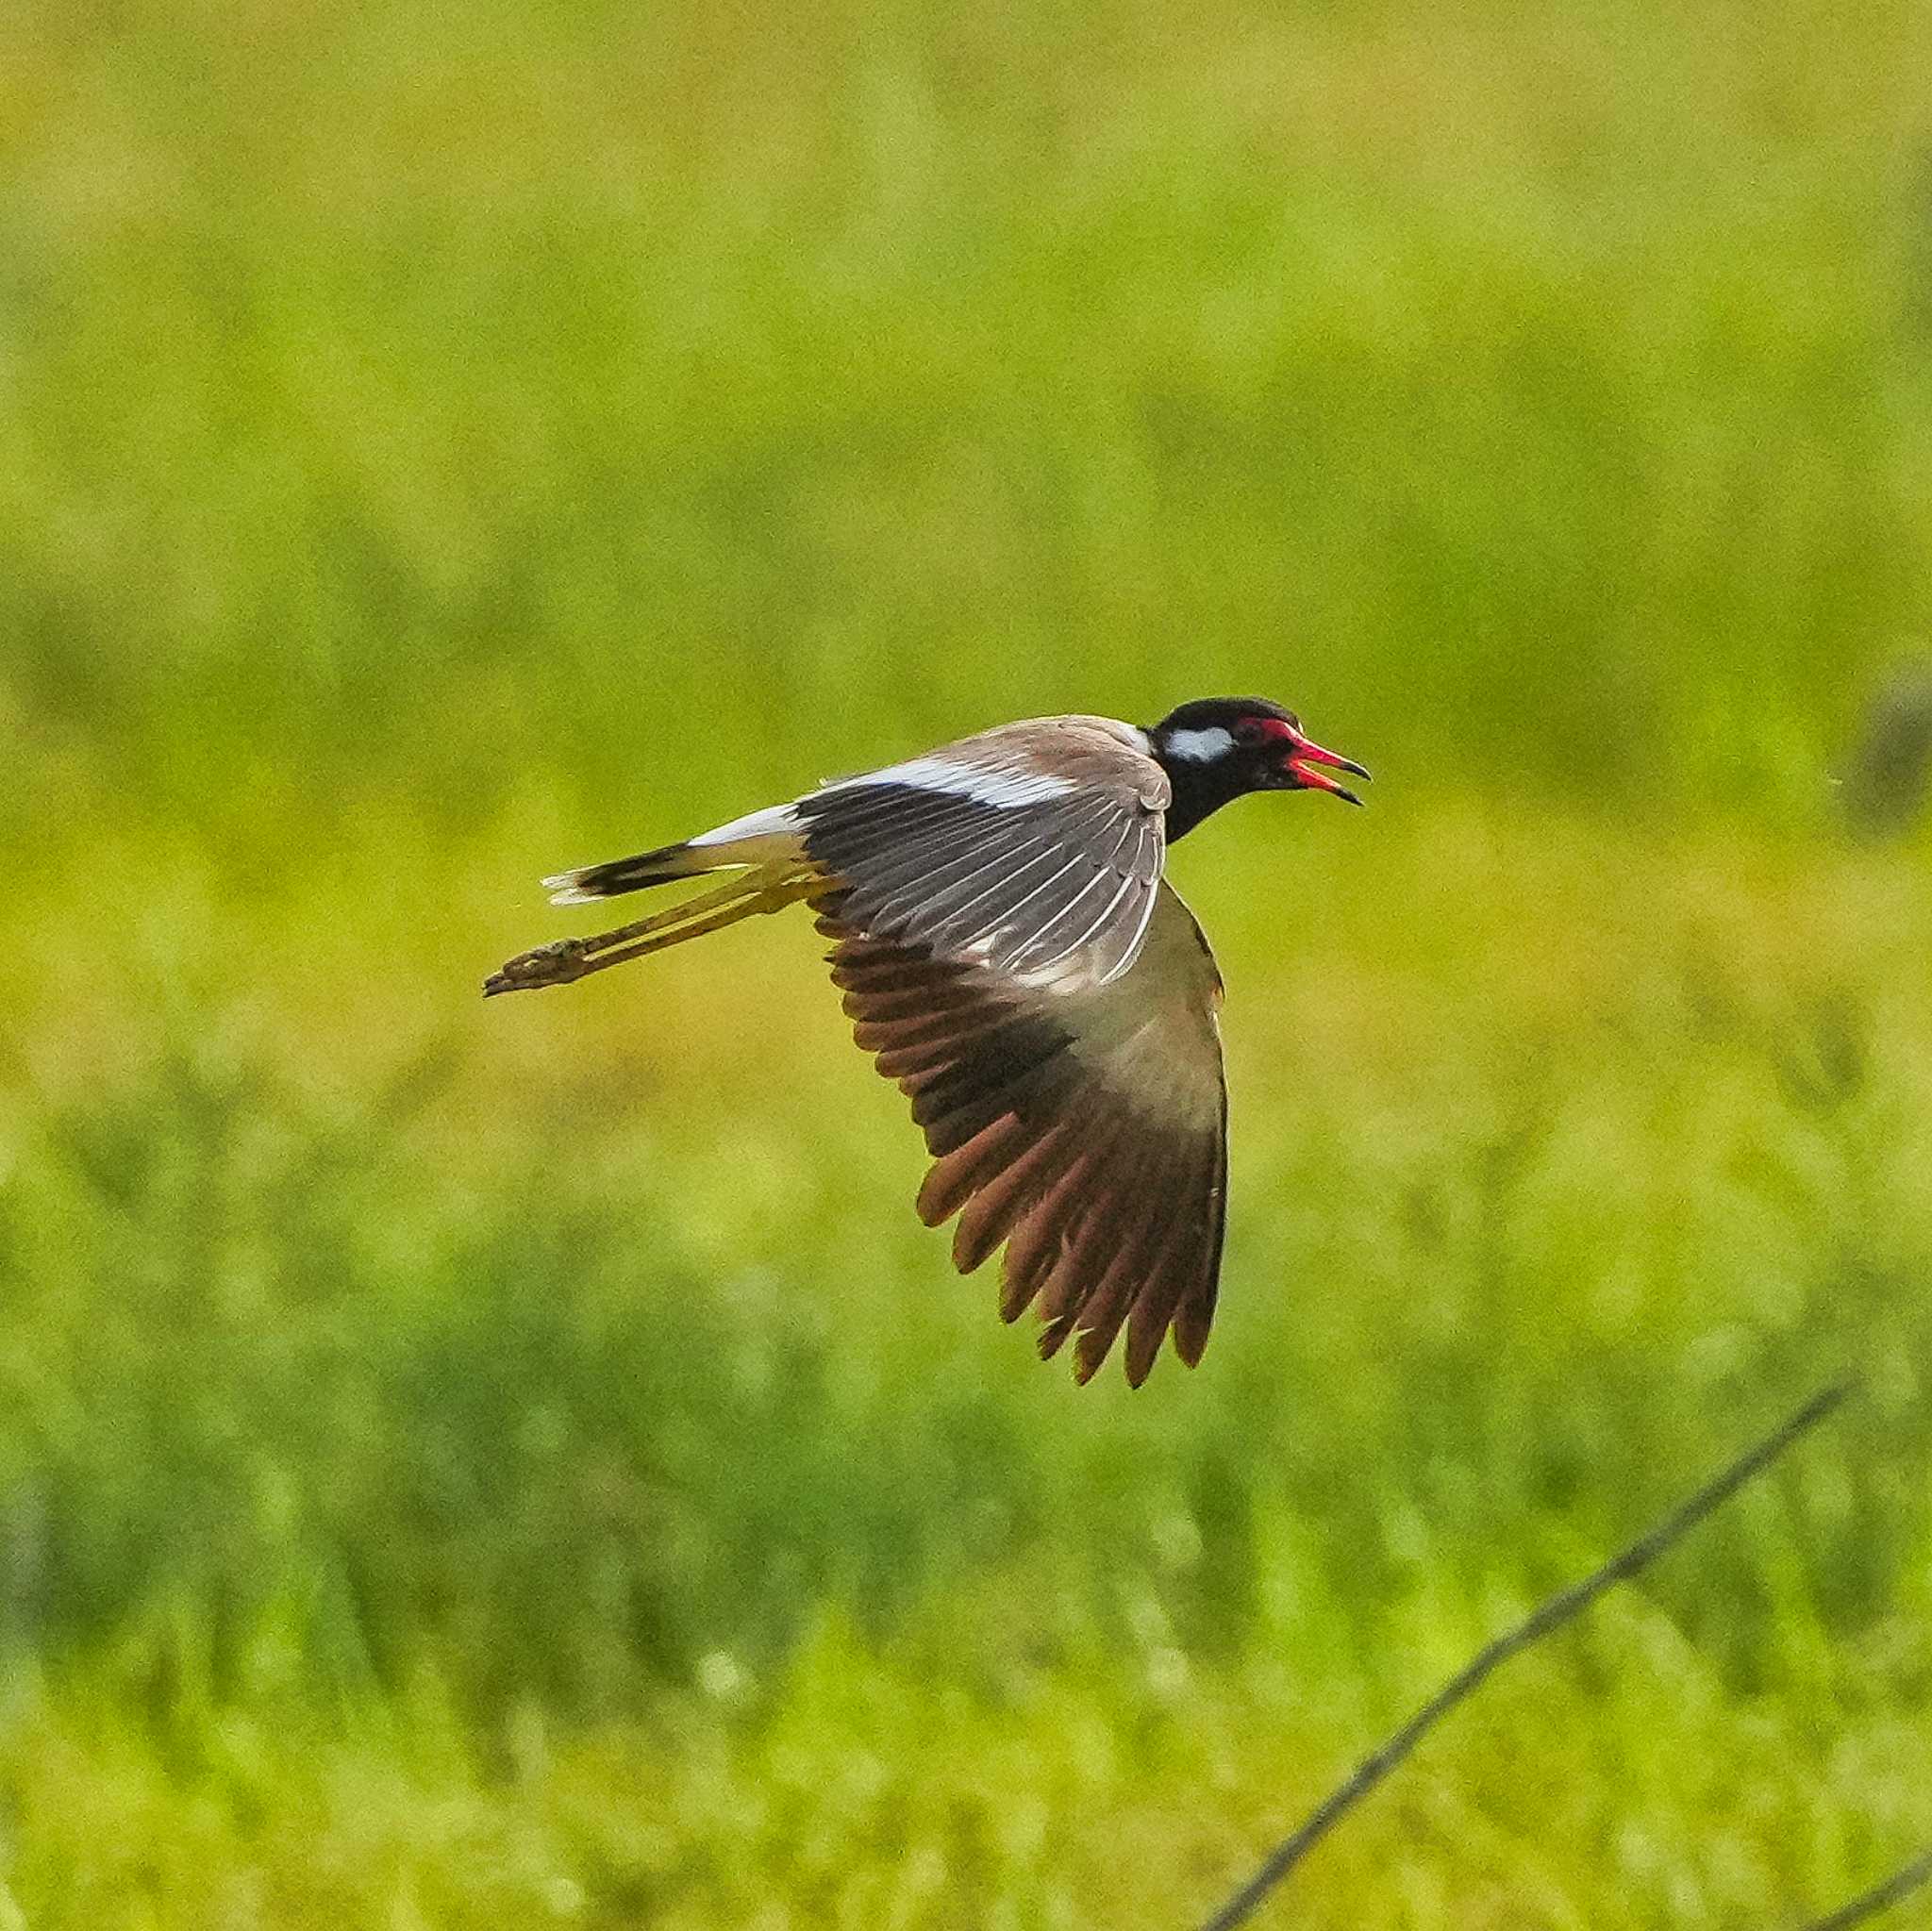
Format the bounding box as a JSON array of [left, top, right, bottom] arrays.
[[819, 757, 1078, 810], [689, 802, 806, 847]]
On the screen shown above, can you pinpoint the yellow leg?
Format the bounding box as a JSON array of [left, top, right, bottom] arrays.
[[483, 871, 818, 995]]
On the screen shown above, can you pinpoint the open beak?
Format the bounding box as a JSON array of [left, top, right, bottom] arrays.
[[1285, 728, 1371, 807]]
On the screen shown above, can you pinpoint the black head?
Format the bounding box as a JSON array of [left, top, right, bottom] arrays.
[[1146, 697, 1370, 841]]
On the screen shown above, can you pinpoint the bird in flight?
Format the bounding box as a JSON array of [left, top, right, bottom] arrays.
[[486, 698, 1369, 1386]]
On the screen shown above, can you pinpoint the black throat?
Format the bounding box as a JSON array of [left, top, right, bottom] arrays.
[[1154, 745, 1249, 843]]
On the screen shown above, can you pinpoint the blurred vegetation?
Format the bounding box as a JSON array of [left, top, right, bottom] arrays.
[[3, 0, 1932, 1924]]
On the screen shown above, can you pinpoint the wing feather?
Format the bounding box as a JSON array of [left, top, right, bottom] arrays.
[[915, 1112, 1034, 1226], [1124, 1137, 1217, 1386], [797, 717, 1167, 984], [1065, 1142, 1175, 1382], [951, 1102, 1103, 1275], [818, 878, 1228, 1385]]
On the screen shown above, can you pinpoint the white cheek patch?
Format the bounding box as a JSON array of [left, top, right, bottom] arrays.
[[823, 757, 1078, 809], [1162, 726, 1235, 762]]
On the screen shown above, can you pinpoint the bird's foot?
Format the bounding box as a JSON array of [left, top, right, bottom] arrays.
[[482, 937, 591, 996]]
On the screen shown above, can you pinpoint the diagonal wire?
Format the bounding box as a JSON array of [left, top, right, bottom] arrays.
[[1195, 1379, 1858, 1931], [1798, 1849, 1932, 1931]]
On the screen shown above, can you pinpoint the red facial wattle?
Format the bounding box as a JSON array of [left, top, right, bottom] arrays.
[[1278, 724, 1370, 805]]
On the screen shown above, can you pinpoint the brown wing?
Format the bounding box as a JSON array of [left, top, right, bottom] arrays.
[[795, 715, 1170, 987], [822, 878, 1228, 1386]]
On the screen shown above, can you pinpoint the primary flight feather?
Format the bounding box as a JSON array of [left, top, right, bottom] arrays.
[[486, 697, 1369, 1386]]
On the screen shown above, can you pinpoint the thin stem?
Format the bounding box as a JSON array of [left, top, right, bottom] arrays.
[[1798, 1849, 1932, 1931], [1195, 1380, 1857, 1931]]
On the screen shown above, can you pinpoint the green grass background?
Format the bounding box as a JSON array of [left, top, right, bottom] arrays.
[[4, 1, 1932, 1923]]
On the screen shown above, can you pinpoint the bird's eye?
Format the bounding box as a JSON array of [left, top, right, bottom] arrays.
[[1231, 718, 1265, 746]]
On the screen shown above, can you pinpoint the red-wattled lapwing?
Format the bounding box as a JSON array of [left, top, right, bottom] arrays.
[[485, 699, 1369, 1386]]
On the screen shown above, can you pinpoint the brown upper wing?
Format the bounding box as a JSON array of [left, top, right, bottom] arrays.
[[795, 715, 1170, 988], [821, 878, 1228, 1386]]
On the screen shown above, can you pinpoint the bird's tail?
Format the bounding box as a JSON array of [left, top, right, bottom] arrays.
[[542, 839, 708, 904], [541, 800, 808, 904], [486, 815, 827, 996]]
